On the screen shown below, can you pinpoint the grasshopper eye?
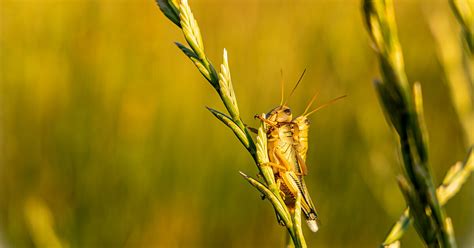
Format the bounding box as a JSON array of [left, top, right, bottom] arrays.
[[305, 119, 310, 125], [284, 108, 291, 115]]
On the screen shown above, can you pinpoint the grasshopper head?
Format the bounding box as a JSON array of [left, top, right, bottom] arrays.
[[266, 105, 293, 123], [293, 115, 311, 129]]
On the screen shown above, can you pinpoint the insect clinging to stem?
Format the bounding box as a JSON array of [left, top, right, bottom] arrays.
[[255, 69, 347, 232], [255, 69, 320, 232]]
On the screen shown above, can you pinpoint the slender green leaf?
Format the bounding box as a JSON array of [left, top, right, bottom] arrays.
[[155, 0, 181, 27], [206, 107, 249, 150]]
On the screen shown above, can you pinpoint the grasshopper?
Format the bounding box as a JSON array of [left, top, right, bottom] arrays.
[[255, 70, 319, 232], [257, 107, 319, 232], [255, 70, 347, 233]]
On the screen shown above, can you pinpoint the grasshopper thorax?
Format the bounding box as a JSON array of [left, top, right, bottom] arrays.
[[266, 105, 293, 123]]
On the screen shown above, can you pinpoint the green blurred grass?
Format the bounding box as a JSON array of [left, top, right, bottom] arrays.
[[0, 0, 472, 247]]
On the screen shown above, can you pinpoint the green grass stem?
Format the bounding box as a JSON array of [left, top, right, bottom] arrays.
[[382, 148, 473, 246], [363, 0, 472, 246], [155, 1, 308, 246]]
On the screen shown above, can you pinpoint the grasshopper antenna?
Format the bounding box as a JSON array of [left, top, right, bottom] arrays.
[[279, 69, 285, 106], [305, 95, 347, 117], [283, 68, 307, 106], [302, 91, 320, 115]]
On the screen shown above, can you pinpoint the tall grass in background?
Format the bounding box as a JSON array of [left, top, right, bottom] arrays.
[[447, 0, 474, 145], [424, 0, 474, 149], [363, 0, 473, 247]]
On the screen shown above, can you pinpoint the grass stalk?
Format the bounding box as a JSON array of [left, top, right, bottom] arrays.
[[449, 0, 474, 145], [382, 148, 473, 246], [155, 0, 307, 246], [449, 0, 474, 55], [424, 1, 474, 146], [362, 0, 471, 246]]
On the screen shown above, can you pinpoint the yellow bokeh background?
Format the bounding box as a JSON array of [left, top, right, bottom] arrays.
[[0, 0, 472, 247]]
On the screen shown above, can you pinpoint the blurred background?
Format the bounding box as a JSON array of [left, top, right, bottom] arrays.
[[0, 0, 472, 247]]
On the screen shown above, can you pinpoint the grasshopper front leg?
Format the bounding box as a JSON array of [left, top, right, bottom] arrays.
[[255, 114, 278, 127]]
